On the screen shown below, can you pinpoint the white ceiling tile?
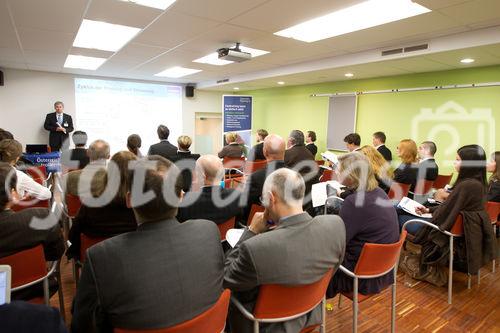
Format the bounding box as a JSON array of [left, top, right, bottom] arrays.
[[134, 11, 220, 48], [26, 64, 63, 72], [425, 47, 500, 67], [18, 28, 74, 52], [85, 0, 162, 28], [0, 47, 25, 63], [133, 48, 202, 74], [256, 44, 337, 65], [480, 43, 500, 57], [414, 0, 470, 10], [171, 0, 268, 22], [0, 61, 28, 70], [69, 47, 115, 59], [438, 0, 500, 26], [9, 0, 88, 33], [23, 50, 66, 67], [244, 34, 305, 52], [0, 1, 19, 48], [113, 43, 169, 61], [385, 56, 455, 73]]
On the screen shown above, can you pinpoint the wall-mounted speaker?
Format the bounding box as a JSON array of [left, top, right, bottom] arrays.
[[0, 70, 4, 86], [185, 85, 194, 98]]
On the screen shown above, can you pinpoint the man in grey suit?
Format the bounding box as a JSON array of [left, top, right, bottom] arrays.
[[224, 168, 346, 333], [71, 156, 225, 332]]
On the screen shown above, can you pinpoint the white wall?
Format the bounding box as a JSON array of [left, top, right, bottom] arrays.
[[0, 68, 223, 149]]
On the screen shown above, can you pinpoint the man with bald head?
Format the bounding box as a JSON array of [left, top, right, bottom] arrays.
[[243, 134, 287, 218], [177, 155, 242, 225]]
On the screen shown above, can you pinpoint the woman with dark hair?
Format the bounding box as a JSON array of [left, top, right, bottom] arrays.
[[127, 134, 142, 157], [402, 145, 496, 284], [67, 151, 138, 259], [487, 151, 500, 202]]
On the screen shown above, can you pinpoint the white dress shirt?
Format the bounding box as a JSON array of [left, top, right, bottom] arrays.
[[15, 169, 52, 200]]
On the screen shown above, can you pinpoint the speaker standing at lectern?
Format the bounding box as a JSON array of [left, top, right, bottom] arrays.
[[44, 101, 74, 151]]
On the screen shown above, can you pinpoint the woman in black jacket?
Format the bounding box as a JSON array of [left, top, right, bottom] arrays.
[[487, 151, 500, 202]]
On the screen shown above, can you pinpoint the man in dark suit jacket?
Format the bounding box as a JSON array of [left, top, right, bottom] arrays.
[[305, 130, 318, 158], [71, 156, 225, 332], [243, 134, 286, 218], [43, 101, 74, 151], [413, 141, 439, 192], [0, 163, 65, 300], [224, 168, 346, 333], [373, 131, 392, 162], [147, 124, 177, 158], [177, 155, 241, 224], [247, 129, 268, 161], [0, 301, 68, 333]]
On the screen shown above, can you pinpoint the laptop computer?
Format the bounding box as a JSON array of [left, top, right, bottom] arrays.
[[0, 265, 11, 305], [25, 144, 49, 154]]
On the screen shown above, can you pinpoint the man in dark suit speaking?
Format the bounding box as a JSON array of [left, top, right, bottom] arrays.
[[44, 101, 74, 151]]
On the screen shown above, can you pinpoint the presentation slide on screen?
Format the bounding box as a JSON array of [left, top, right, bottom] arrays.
[[75, 78, 182, 154]]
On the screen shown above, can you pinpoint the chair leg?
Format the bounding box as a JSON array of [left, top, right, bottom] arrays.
[[477, 269, 480, 285], [467, 274, 471, 289], [43, 278, 50, 305], [353, 277, 358, 333], [448, 236, 453, 305], [253, 320, 259, 333], [56, 265, 66, 322], [493, 259, 496, 274], [391, 271, 396, 333], [338, 294, 342, 308], [320, 297, 326, 333]]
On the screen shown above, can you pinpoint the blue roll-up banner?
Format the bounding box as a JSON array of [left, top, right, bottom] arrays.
[[222, 95, 252, 156]]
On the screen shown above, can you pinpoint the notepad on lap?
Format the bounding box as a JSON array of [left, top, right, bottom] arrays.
[[311, 181, 344, 208], [397, 197, 432, 218]]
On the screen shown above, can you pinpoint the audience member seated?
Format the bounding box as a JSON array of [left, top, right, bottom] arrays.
[[406, 145, 496, 283], [372, 131, 392, 162], [224, 168, 346, 333], [147, 124, 177, 158], [0, 301, 68, 333], [177, 155, 241, 224], [344, 133, 361, 152], [61, 130, 90, 170], [168, 135, 200, 192], [218, 132, 244, 159], [127, 134, 142, 157], [244, 134, 286, 218], [71, 156, 225, 332], [413, 141, 439, 192], [284, 129, 314, 167], [360, 145, 392, 193], [327, 152, 399, 298], [393, 139, 418, 185], [0, 163, 64, 300], [305, 130, 318, 158], [0, 129, 14, 141], [247, 129, 268, 161], [0, 139, 51, 201], [66, 151, 138, 260], [487, 151, 500, 202], [63, 140, 109, 197]]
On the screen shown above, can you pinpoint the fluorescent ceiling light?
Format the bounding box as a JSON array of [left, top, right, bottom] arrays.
[[460, 58, 475, 64], [277, 81, 285, 85], [73, 19, 141, 52], [193, 46, 269, 66], [155, 66, 201, 78], [274, 0, 431, 43], [117, 0, 176, 10], [64, 55, 107, 70], [345, 73, 354, 77]]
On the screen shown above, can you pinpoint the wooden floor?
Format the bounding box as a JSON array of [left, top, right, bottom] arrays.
[[51, 259, 500, 332]]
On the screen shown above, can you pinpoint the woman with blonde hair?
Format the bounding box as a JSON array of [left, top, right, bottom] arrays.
[[327, 152, 399, 297], [217, 132, 244, 158], [360, 145, 392, 193], [393, 139, 418, 185]]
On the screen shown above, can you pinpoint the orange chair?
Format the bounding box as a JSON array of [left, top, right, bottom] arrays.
[[315, 160, 325, 167], [74, 234, 109, 284], [244, 160, 267, 174], [403, 214, 479, 304], [319, 169, 333, 183], [408, 179, 434, 203], [114, 289, 231, 333], [433, 174, 453, 189], [247, 204, 265, 226], [64, 193, 82, 237], [11, 197, 50, 212], [26, 165, 47, 185], [217, 217, 236, 241], [338, 231, 407, 333], [0, 245, 65, 320], [231, 268, 333, 333], [486, 201, 500, 272], [387, 182, 410, 201]]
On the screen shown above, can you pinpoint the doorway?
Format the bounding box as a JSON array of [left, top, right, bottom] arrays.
[[195, 113, 222, 155]]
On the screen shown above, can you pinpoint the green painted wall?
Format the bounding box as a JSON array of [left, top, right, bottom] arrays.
[[244, 65, 500, 174]]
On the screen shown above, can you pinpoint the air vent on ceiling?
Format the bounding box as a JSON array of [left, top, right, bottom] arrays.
[[382, 43, 429, 56], [217, 78, 229, 84]]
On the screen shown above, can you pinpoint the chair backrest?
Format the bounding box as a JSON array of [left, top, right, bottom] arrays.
[[450, 214, 464, 235], [114, 289, 231, 333], [319, 169, 333, 183], [413, 179, 434, 195], [80, 234, 109, 262], [253, 268, 333, 320], [247, 204, 265, 225], [354, 230, 407, 276], [26, 165, 47, 185], [223, 157, 245, 170], [485, 201, 500, 223], [0, 245, 46, 289], [66, 194, 82, 218], [387, 182, 410, 201], [243, 160, 267, 174], [315, 160, 325, 167], [433, 174, 453, 189], [11, 197, 50, 212], [217, 217, 236, 241]]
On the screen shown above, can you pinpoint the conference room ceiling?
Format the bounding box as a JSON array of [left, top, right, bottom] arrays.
[[1, 0, 500, 91]]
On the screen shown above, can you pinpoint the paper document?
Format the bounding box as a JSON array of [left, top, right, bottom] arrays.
[[321, 151, 338, 165], [311, 181, 344, 208], [226, 229, 244, 248], [397, 197, 432, 218]]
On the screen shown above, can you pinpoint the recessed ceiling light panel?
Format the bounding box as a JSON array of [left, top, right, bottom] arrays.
[[117, 0, 177, 10], [155, 66, 202, 78], [73, 19, 141, 52], [64, 55, 107, 70]]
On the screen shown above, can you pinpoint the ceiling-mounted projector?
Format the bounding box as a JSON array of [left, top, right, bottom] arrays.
[[217, 43, 251, 62]]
